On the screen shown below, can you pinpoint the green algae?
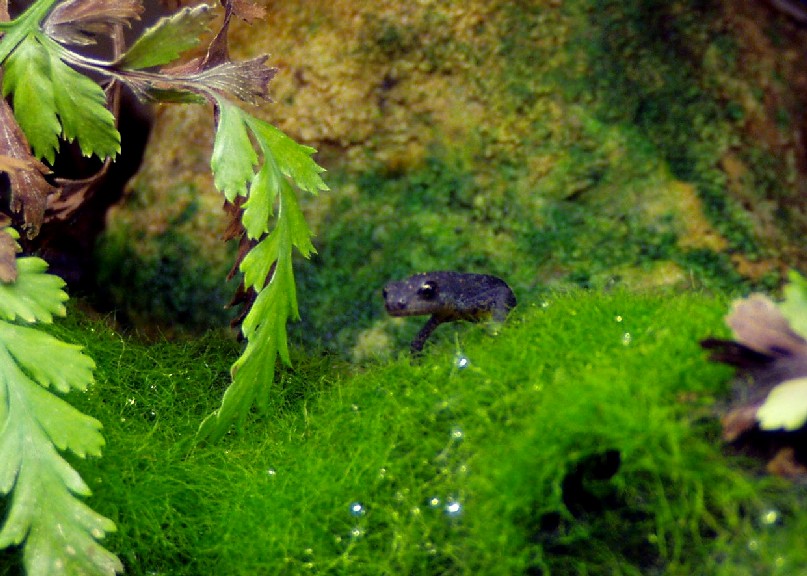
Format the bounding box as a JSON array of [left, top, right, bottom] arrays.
[[3, 291, 805, 575]]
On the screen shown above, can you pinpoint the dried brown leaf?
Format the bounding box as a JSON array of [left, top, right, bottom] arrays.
[[0, 154, 33, 173], [230, 0, 265, 23], [44, 0, 144, 46], [0, 228, 19, 283], [193, 56, 277, 104], [766, 447, 807, 479], [727, 293, 807, 357], [0, 94, 57, 238], [721, 404, 763, 442]]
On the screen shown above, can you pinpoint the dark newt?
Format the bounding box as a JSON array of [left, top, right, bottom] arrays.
[[383, 271, 516, 354]]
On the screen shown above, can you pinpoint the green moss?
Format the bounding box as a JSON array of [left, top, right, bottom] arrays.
[[94, 214, 237, 334], [4, 291, 806, 574]]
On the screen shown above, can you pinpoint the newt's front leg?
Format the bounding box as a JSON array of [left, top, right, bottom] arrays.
[[411, 314, 444, 354]]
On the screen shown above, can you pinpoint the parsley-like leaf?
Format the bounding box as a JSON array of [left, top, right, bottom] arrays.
[[117, 4, 214, 70], [2, 34, 61, 163], [2, 33, 120, 163], [199, 105, 326, 442], [47, 40, 120, 158], [0, 253, 121, 575], [0, 257, 67, 323], [246, 116, 328, 195], [211, 103, 258, 203]]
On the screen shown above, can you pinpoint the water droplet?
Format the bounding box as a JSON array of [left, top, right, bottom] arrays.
[[615, 315, 623, 322], [445, 500, 462, 518], [428, 496, 442, 509], [350, 526, 364, 539], [760, 508, 780, 526], [541, 300, 550, 309], [127, 398, 136, 406], [349, 502, 366, 517], [267, 468, 277, 477], [351, 404, 360, 412], [450, 426, 464, 441], [455, 355, 470, 369], [621, 332, 632, 346], [411, 506, 422, 516], [378, 467, 387, 479]]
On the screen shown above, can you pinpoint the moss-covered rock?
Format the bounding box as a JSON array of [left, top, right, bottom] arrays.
[[100, 0, 804, 346]]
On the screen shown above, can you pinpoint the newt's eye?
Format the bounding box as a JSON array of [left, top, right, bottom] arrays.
[[417, 281, 439, 300]]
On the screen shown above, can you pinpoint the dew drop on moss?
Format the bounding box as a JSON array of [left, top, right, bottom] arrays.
[[445, 500, 462, 518], [760, 508, 780, 526], [349, 502, 366, 517]]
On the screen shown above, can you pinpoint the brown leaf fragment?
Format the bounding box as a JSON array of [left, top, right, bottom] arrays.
[[229, 0, 265, 23], [0, 228, 19, 283], [721, 403, 764, 442], [0, 95, 57, 239], [193, 57, 277, 104], [44, 0, 144, 46], [767, 447, 807, 479], [727, 293, 807, 358]]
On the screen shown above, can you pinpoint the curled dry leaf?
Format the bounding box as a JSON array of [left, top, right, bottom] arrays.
[[0, 228, 19, 283], [44, 0, 144, 46], [726, 293, 807, 358], [0, 95, 57, 239], [702, 290, 807, 477]]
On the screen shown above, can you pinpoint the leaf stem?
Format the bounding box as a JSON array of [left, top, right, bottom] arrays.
[[0, 0, 59, 63]]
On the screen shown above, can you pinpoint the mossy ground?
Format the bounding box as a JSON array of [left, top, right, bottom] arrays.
[[4, 291, 807, 575]]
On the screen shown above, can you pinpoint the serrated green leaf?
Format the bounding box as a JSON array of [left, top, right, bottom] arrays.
[[0, 337, 121, 574], [280, 180, 316, 258], [779, 270, 807, 341], [47, 41, 120, 159], [2, 33, 120, 162], [241, 230, 280, 290], [199, 243, 295, 442], [202, 108, 326, 443], [0, 257, 67, 323], [117, 4, 214, 69], [3, 34, 61, 163], [211, 103, 257, 202], [241, 158, 280, 239], [246, 116, 329, 195], [0, 321, 95, 394], [757, 377, 807, 432]]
